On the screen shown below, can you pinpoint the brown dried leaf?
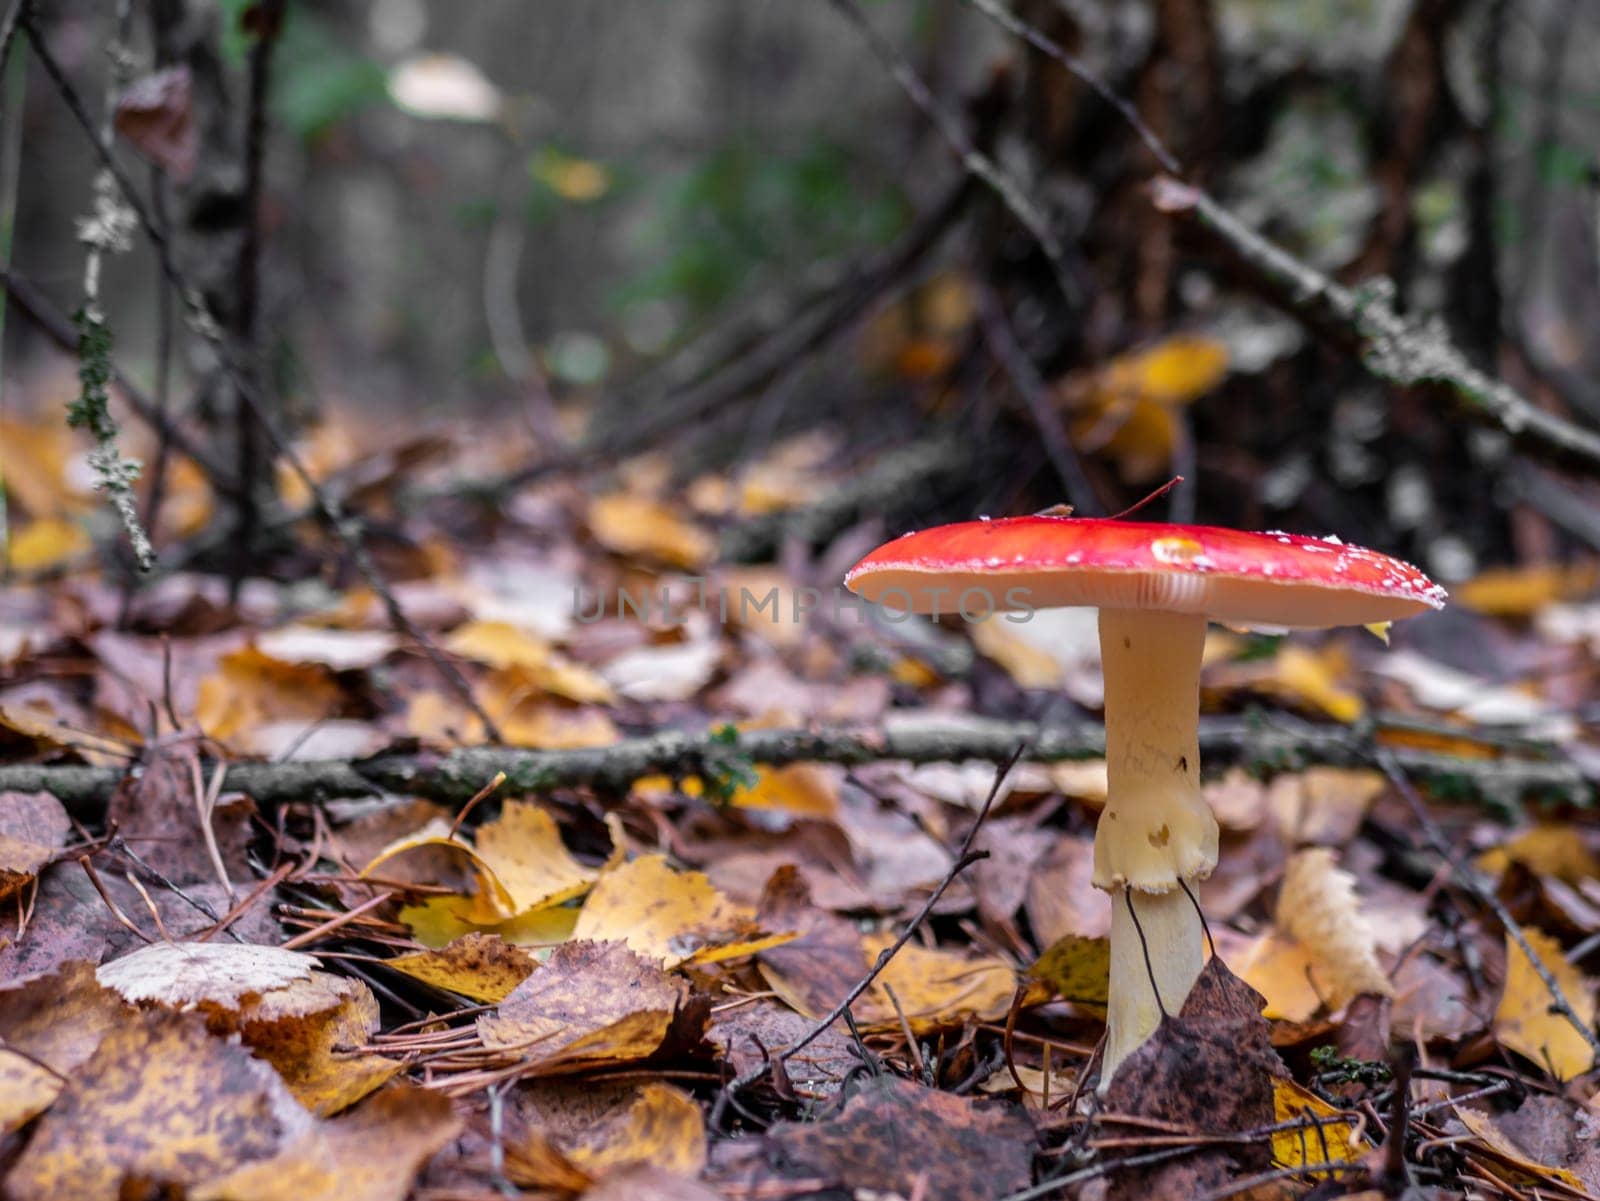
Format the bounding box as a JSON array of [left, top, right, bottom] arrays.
[[1102, 958, 1282, 1199], [115, 66, 197, 180], [0, 790, 71, 900], [477, 940, 686, 1071], [754, 1074, 1034, 1201]]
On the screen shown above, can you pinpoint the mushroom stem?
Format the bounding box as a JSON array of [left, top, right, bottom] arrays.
[[1093, 607, 1217, 1088]]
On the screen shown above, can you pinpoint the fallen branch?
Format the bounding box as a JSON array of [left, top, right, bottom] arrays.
[[1, 712, 1588, 817], [1149, 177, 1600, 475]]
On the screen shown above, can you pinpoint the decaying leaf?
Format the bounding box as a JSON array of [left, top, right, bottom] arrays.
[[1478, 825, 1600, 885], [753, 1074, 1034, 1201], [96, 940, 320, 1009], [585, 493, 713, 569], [190, 1085, 463, 1201], [196, 646, 342, 748], [385, 932, 536, 1002], [0, 790, 71, 899], [1495, 926, 1597, 1082], [477, 940, 688, 1071], [1102, 959, 1282, 1199], [1027, 933, 1111, 1007], [505, 1081, 706, 1191], [0, 1048, 62, 1135], [1455, 1106, 1589, 1195], [4, 1008, 315, 1201]]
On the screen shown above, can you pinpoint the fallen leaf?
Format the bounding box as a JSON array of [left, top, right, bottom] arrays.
[[385, 933, 536, 1002], [4, 1008, 315, 1201], [1271, 1078, 1361, 1168], [1478, 825, 1600, 885], [1102, 959, 1281, 1199], [572, 854, 791, 967], [192, 1084, 463, 1201], [1456, 1106, 1589, 1194], [0, 790, 71, 900], [506, 1082, 706, 1190], [1027, 934, 1111, 1007], [398, 893, 580, 949], [4, 518, 90, 573], [467, 800, 608, 921], [1456, 561, 1600, 617], [443, 621, 614, 704], [0, 1048, 61, 1135], [1495, 926, 1596, 1082], [96, 940, 320, 1009], [477, 940, 687, 1072], [586, 493, 713, 569], [234, 971, 401, 1116], [1274, 848, 1392, 1010], [1267, 767, 1386, 846], [753, 1074, 1034, 1201], [0, 960, 131, 1076], [195, 646, 342, 748]]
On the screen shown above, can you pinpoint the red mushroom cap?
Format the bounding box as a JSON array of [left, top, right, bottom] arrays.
[[845, 516, 1446, 628]]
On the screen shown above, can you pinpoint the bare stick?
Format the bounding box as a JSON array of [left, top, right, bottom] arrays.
[[976, 285, 1098, 515], [825, 0, 1079, 306], [959, 0, 1182, 175], [0, 711, 1589, 816], [1150, 177, 1600, 474]]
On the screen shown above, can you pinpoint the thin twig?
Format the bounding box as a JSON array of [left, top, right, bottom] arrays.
[[710, 739, 1032, 1128], [825, 0, 1079, 306], [975, 285, 1098, 515]]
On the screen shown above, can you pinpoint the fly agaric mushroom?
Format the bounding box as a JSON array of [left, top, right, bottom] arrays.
[[844, 515, 1444, 1086]]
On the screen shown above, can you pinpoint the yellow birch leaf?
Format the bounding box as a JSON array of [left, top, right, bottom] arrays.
[[732, 763, 840, 818], [190, 1085, 461, 1201], [1270, 644, 1366, 724], [1477, 826, 1600, 885], [5, 519, 89, 573], [562, 1083, 706, 1179], [864, 934, 1019, 1032], [399, 894, 579, 950], [572, 854, 792, 968], [1233, 933, 1322, 1023], [0, 1048, 61, 1135], [1271, 1078, 1362, 1168], [472, 801, 603, 917], [195, 646, 342, 745], [969, 620, 1063, 688], [1495, 927, 1596, 1082], [1027, 934, 1111, 1008], [586, 493, 713, 569], [1456, 562, 1600, 618]]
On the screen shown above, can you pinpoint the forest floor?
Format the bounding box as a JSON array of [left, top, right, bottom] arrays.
[[2, 397, 1600, 1201]]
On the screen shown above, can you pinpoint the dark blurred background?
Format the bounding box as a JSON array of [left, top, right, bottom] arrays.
[[3, 0, 1599, 589]]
